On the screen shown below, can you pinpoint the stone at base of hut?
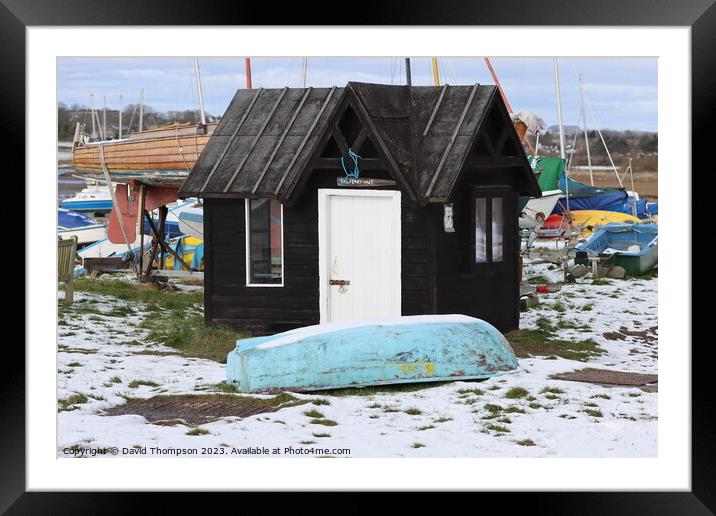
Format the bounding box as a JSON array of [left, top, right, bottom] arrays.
[[520, 296, 540, 312], [572, 264, 588, 278], [607, 266, 627, 279]]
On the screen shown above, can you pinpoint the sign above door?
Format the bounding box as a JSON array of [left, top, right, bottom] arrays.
[[337, 177, 397, 187]]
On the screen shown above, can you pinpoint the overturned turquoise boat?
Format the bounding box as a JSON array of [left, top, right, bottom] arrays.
[[226, 315, 519, 393]]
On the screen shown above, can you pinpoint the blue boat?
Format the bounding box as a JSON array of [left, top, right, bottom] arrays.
[[227, 315, 519, 393], [58, 208, 106, 245], [571, 223, 658, 276]]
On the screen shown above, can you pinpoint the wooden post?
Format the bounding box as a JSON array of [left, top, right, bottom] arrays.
[[158, 206, 167, 270]]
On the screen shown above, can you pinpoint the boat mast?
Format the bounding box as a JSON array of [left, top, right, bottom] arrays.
[[578, 74, 594, 185], [553, 58, 569, 213], [245, 58, 253, 89], [90, 94, 96, 140], [118, 94, 123, 139], [484, 58, 513, 112], [553, 58, 566, 160], [301, 57, 308, 88], [102, 95, 107, 140], [193, 58, 207, 126], [405, 58, 412, 86], [139, 88, 144, 133], [431, 57, 440, 86]]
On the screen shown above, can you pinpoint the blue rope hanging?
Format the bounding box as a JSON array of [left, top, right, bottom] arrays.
[[341, 148, 361, 178]]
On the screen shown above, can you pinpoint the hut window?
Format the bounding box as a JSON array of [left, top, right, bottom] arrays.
[[245, 199, 283, 285], [475, 196, 504, 263]]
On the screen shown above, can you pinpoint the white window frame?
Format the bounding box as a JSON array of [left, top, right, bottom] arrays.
[[245, 199, 285, 287]]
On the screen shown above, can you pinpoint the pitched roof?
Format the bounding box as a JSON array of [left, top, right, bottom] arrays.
[[179, 82, 540, 203]]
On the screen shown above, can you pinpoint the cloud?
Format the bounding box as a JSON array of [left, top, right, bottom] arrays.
[[57, 56, 657, 131]]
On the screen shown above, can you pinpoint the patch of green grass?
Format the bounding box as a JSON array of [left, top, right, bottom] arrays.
[[109, 376, 122, 384], [186, 428, 210, 436], [527, 275, 549, 285], [457, 387, 485, 396], [497, 417, 512, 424], [66, 361, 83, 367], [486, 424, 510, 433], [411, 442, 426, 449], [311, 399, 331, 406], [301, 440, 316, 445], [367, 402, 382, 409], [128, 379, 160, 389], [140, 311, 244, 364], [516, 439, 536, 447], [404, 407, 422, 416], [483, 403, 503, 414], [584, 408, 603, 418], [504, 406, 526, 414], [58, 393, 89, 412], [105, 306, 137, 318], [528, 402, 544, 409], [504, 387, 529, 399], [433, 416, 453, 423], [304, 409, 325, 418], [312, 432, 331, 438], [60, 331, 77, 337], [488, 385, 501, 391], [580, 303, 594, 312], [627, 392, 642, 398], [196, 382, 240, 393], [418, 424, 435, 431], [460, 397, 479, 405], [550, 301, 567, 313], [592, 278, 612, 286], [310, 418, 338, 427], [382, 407, 400, 413], [74, 278, 203, 310], [316, 381, 448, 397], [540, 386, 565, 394], [506, 328, 604, 361], [583, 402, 599, 408], [591, 394, 611, 400], [544, 394, 560, 400]]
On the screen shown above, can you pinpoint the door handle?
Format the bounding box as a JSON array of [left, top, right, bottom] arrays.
[[329, 279, 350, 286]]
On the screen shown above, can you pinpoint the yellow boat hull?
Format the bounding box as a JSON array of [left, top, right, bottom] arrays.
[[568, 210, 642, 236]]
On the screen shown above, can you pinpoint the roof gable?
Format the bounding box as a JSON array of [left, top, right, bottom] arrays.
[[180, 82, 539, 203]]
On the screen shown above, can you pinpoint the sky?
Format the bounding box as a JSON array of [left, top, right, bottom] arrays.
[[57, 57, 657, 132]]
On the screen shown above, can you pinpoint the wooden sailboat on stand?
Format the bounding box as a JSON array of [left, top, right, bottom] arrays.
[[72, 57, 221, 280]]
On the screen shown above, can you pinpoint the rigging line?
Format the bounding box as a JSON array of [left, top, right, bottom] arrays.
[[582, 88, 623, 188], [446, 59, 458, 84]]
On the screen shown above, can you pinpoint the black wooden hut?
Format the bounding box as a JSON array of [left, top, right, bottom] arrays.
[[179, 82, 541, 335]]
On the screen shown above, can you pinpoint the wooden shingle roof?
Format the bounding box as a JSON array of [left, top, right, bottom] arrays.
[[179, 82, 540, 203]]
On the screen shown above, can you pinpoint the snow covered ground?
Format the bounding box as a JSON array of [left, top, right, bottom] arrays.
[[57, 263, 657, 458]]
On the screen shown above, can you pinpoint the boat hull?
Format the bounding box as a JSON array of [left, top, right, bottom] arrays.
[[60, 199, 113, 212], [227, 315, 519, 393], [572, 223, 658, 276], [519, 189, 562, 229]]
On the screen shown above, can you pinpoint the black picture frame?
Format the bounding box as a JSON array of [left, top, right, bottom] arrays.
[[6, 0, 707, 511]]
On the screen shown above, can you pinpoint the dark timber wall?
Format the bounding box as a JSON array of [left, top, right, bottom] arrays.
[[205, 168, 434, 335]]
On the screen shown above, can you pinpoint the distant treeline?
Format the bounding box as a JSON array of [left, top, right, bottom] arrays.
[[537, 130, 657, 172], [57, 102, 219, 141]]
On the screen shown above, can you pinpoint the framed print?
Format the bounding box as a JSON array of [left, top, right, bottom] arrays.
[[6, 0, 710, 511]]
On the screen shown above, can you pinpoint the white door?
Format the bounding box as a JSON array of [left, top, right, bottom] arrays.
[[318, 189, 401, 323]]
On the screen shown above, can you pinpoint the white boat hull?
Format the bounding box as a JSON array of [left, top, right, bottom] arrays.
[[58, 225, 107, 245], [519, 189, 562, 229]]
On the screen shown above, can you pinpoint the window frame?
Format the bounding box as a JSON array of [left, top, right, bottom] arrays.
[[469, 187, 510, 270], [244, 198, 285, 288]]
